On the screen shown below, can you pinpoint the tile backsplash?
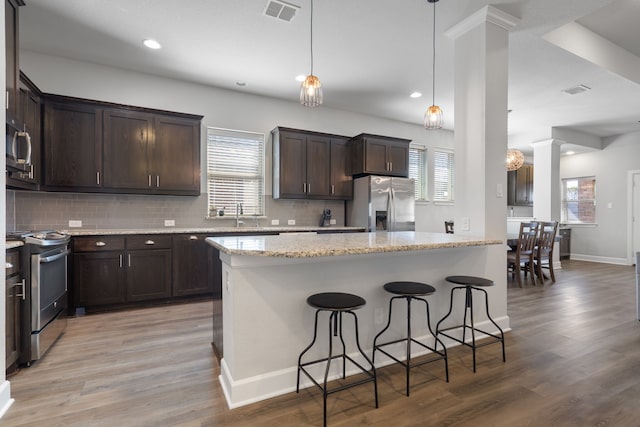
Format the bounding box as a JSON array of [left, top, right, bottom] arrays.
[[8, 190, 346, 231]]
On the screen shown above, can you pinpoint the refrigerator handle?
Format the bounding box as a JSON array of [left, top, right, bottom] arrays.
[[387, 187, 396, 231]]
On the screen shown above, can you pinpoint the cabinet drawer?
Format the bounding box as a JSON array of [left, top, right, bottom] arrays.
[[6, 250, 20, 276], [74, 236, 125, 252], [127, 235, 172, 250]]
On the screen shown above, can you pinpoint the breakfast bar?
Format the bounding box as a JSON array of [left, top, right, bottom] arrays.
[[206, 231, 505, 408]]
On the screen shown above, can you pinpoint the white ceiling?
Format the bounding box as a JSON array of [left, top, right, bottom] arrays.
[[18, 0, 640, 155]]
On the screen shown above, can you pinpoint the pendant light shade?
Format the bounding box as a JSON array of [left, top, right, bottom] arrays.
[[424, 0, 442, 130], [300, 0, 323, 107], [506, 149, 525, 171]]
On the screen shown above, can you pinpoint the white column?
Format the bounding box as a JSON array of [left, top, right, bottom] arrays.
[[532, 139, 562, 222], [446, 6, 519, 239]]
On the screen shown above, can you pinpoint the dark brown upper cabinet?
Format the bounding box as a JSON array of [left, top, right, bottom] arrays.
[[5, 0, 24, 126], [42, 95, 202, 196], [272, 127, 351, 200], [349, 133, 411, 178], [507, 163, 534, 206]]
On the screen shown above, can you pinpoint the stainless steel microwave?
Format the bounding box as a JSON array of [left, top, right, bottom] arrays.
[[6, 120, 32, 173]]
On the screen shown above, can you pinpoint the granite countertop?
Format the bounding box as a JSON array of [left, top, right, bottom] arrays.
[[62, 226, 365, 236], [5, 241, 24, 250], [206, 231, 503, 258]]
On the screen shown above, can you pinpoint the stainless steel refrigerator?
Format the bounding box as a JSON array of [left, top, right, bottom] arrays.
[[347, 175, 415, 231]]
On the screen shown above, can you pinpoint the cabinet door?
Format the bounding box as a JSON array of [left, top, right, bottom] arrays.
[[126, 249, 172, 301], [172, 235, 212, 296], [387, 140, 409, 177], [74, 252, 126, 307], [6, 274, 22, 369], [152, 116, 200, 194], [44, 102, 102, 188], [103, 109, 153, 190], [276, 131, 307, 198], [330, 138, 352, 199], [306, 135, 331, 198], [363, 138, 389, 174], [5, 0, 21, 123]]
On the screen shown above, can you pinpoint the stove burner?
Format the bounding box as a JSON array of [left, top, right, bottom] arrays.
[[8, 230, 71, 246]]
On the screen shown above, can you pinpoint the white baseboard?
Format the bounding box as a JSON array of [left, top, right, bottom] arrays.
[[220, 316, 511, 409], [569, 254, 631, 266], [0, 380, 15, 420]]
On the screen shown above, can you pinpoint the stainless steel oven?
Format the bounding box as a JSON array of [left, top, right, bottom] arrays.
[[9, 230, 71, 364]]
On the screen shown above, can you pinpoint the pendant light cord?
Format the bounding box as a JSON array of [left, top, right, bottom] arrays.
[[431, 0, 436, 107], [310, 0, 314, 76]]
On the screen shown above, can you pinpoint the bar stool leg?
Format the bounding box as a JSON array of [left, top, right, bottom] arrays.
[[372, 296, 400, 365], [337, 312, 347, 379], [297, 309, 321, 393], [464, 286, 478, 373], [322, 312, 337, 427], [347, 311, 379, 409], [416, 297, 449, 382], [405, 296, 412, 396], [476, 287, 506, 363]]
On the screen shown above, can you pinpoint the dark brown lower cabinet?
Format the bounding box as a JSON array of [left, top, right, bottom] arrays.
[[74, 251, 126, 307], [126, 249, 172, 301], [6, 248, 23, 372], [172, 234, 213, 297]]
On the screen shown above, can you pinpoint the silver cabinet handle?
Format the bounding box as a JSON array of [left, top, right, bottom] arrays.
[[148, 175, 152, 187], [5, 91, 8, 109], [144, 240, 155, 245], [96, 241, 106, 247], [156, 175, 160, 187], [308, 183, 310, 193], [97, 171, 100, 185], [5, 262, 13, 269], [189, 235, 198, 241], [390, 162, 393, 171], [128, 253, 131, 267], [119, 254, 123, 268], [17, 279, 26, 300], [331, 184, 335, 194], [303, 183, 306, 193]]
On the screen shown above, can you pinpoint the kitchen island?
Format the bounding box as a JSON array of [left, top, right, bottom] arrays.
[[206, 231, 505, 408]]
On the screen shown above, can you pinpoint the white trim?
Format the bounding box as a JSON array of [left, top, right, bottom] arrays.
[[0, 380, 14, 419], [445, 5, 520, 40], [627, 170, 640, 265], [570, 254, 631, 266]]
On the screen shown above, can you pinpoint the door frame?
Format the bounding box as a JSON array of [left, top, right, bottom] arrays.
[[627, 169, 640, 265]]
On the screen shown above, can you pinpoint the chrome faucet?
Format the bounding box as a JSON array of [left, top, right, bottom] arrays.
[[236, 203, 244, 227]]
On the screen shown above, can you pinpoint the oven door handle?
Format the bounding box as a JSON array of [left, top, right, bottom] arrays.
[[39, 248, 70, 264]]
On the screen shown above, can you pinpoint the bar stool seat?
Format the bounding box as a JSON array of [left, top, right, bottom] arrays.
[[373, 281, 448, 396], [436, 275, 505, 372], [297, 292, 378, 427]]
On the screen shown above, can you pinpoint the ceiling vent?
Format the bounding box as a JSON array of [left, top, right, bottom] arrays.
[[264, 0, 300, 22], [561, 84, 591, 95]]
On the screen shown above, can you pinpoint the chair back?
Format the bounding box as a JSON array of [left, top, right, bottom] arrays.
[[517, 221, 539, 255], [537, 221, 558, 258], [445, 221, 454, 234]]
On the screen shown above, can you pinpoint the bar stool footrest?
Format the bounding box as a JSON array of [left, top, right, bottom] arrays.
[[299, 355, 376, 396]]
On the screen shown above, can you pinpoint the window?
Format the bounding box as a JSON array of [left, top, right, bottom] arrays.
[[562, 176, 596, 224], [433, 149, 454, 202], [206, 127, 265, 218], [409, 146, 427, 201]]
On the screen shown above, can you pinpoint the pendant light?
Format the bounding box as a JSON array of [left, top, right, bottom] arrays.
[[506, 149, 525, 171], [300, 0, 323, 107], [424, 0, 443, 129]]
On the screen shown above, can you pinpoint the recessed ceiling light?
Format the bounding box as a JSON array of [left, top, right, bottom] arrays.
[[410, 92, 422, 98], [143, 39, 162, 50], [295, 75, 306, 82], [561, 84, 590, 95], [565, 151, 575, 155], [235, 82, 247, 87]]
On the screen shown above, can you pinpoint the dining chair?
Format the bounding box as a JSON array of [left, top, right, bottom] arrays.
[[507, 221, 538, 287], [533, 221, 559, 283]]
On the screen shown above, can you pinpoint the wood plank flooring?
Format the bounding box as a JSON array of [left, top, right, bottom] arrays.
[[3, 260, 639, 426]]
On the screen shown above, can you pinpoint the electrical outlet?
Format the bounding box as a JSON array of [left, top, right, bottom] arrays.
[[164, 219, 175, 227], [374, 307, 384, 324], [461, 217, 470, 231], [271, 219, 280, 225], [68, 220, 82, 228], [288, 219, 296, 225], [497, 183, 503, 198], [329, 219, 336, 225]]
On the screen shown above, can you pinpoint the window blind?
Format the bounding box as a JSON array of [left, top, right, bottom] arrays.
[[433, 149, 454, 202], [409, 146, 427, 201], [206, 127, 265, 217]]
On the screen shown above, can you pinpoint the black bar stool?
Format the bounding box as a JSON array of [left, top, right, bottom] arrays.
[[296, 292, 378, 427], [373, 281, 448, 396], [436, 275, 505, 372]]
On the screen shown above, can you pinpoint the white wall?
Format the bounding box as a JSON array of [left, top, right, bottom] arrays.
[[20, 51, 455, 232], [560, 131, 640, 263]]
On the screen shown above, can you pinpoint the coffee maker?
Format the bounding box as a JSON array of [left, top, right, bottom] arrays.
[[319, 208, 331, 227]]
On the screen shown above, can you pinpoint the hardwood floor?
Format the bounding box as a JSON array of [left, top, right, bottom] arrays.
[[3, 260, 639, 426]]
